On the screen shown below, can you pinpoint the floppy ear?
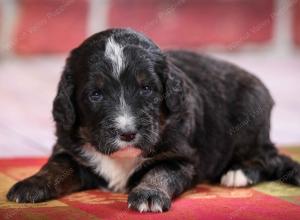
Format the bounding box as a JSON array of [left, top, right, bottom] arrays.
[[160, 57, 197, 137], [164, 61, 189, 113], [52, 58, 76, 131], [152, 52, 187, 113]]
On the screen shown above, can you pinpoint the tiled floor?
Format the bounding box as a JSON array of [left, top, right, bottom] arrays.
[[0, 53, 299, 157]]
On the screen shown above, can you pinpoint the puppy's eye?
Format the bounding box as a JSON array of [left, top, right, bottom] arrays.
[[89, 90, 103, 102], [140, 85, 152, 96]]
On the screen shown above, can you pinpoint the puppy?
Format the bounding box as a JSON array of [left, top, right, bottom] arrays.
[[7, 28, 300, 212]]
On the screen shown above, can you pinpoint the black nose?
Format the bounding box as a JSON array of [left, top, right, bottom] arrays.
[[120, 132, 136, 142]]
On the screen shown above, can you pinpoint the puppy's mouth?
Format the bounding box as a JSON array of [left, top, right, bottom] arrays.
[[110, 145, 142, 158], [110, 133, 142, 158]]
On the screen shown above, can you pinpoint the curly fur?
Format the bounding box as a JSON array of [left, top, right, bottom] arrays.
[[7, 28, 300, 212]]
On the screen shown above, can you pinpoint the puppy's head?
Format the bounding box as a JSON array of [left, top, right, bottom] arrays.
[[53, 29, 185, 156]]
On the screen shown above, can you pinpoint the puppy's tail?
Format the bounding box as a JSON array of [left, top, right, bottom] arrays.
[[265, 145, 300, 186]]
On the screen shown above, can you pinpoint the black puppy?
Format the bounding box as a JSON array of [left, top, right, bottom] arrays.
[[7, 28, 300, 212]]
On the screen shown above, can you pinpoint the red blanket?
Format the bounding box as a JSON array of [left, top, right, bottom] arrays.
[[1, 147, 300, 220]]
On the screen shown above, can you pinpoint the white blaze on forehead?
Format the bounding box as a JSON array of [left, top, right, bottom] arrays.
[[105, 37, 124, 77]]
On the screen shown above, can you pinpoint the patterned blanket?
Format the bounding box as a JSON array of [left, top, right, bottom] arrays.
[[1, 148, 300, 220]]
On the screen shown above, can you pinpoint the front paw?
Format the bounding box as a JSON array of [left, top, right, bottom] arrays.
[[7, 176, 52, 203], [128, 187, 171, 213]]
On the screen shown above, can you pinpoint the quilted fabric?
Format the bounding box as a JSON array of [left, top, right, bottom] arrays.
[[0, 147, 300, 220]]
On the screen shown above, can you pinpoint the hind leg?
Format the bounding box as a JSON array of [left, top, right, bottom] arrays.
[[222, 80, 300, 187], [221, 143, 300, 187]]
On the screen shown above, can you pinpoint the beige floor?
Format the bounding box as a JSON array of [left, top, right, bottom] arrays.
[[0, 54, 299, 157]]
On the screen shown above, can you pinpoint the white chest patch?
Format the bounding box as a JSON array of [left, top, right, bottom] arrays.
[[81, 144, 142, 192]]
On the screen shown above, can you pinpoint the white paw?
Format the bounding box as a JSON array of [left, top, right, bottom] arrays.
[[132, 201, 163, 213], [137, 202, 149, 212], [221, 169, 252, 187], [128, 188, 170, 212], [150, 202, 163, 212]]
